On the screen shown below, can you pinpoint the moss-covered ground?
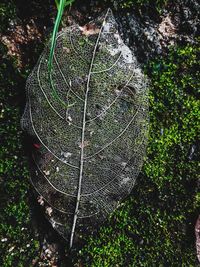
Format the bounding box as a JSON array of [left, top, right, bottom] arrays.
[[0, 0, 199, 266], [0, 1, 50, 266], [74, 41, 200, 267], [0, 42, 41, 265]]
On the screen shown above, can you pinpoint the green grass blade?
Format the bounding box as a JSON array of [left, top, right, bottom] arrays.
[[48, 0, 74, 107], [55, 0, 59, 9], [64, 0, 75, 7], [49, 0, 66, 72]]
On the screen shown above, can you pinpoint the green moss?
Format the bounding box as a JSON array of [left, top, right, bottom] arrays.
[[110, 0, 169, 12], [73, 41, 199, 266], [0, 42, 40, 266], [0, 1, 17, 33]]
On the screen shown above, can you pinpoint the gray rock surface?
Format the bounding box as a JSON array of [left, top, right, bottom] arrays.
[[72, 0, 200, 63]]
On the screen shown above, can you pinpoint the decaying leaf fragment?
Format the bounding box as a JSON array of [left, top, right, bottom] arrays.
[[79, 24, 100, 36], [21, 9, 149, 249]]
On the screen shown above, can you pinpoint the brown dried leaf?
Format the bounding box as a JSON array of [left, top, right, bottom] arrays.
[[79, 24, 100, 36]]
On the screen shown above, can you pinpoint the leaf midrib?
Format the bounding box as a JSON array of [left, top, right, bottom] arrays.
[[69, 9, 111, 249]]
